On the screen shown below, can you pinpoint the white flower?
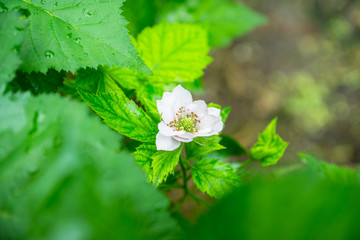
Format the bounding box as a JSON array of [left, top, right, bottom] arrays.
[[156, 85, 224, 151]]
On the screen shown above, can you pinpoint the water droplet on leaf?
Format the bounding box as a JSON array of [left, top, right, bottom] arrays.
[[66, 33, 72, 39], [74, 38, 81, 44], [54, 1, 58, 6], [40, 0, 46, 5], [82, 8, 93, 16], [44, 50, 54, 59]]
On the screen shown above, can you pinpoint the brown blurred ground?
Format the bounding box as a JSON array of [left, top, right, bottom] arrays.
[[202, 0, 360, 166]]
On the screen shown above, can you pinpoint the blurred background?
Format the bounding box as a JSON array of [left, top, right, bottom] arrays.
[[203, 0, 360, 166]]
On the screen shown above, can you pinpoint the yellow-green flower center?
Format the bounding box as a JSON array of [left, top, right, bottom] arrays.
[[169, 107, 200, 133]]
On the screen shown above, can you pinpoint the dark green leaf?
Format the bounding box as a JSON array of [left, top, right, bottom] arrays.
[[6, 69, 65, 95], [218, 135, 246, 158], [190, 174, 360, 240], [250, 118, 288, 166], [122, 0, 157, 36], [192, 158, 241, 199]]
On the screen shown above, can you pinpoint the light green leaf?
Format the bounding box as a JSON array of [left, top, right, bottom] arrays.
[[158, 0, 266, 48], [250, 118, 288, 166], [78, 89, 157, 142], [192, 158, 241, 199], [300, 153, 358, 184], [0, 10, 27, 90], [0, 93, 180, 239], [151, 145, 183, 186], [186, 136, 225, 158], [76, 66, 164, 122], [136, 22, 212, 83], [3, 0, 148, 73], [134, 143, 157, 182]]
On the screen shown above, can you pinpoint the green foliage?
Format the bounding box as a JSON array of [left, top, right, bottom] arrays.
[[186, 136, 225, 159], [6, 69, 65, 95], [134, 143, 157, 182], [217, 135, 247, 158], [300, 153, 358, 184], [158, 0, 266, 47], [122, 0, 157, 36], [136, 22, 212, 83], [220, 106, 232, 123], [0, 93, 180, 240], [192, 158, 241, 199], [250, 118, 288, 166], [0, 10, 27, 90], [190, 174, 360, 240], [3, 0, 148, 73], [75, 22, 212, 122], [151, 145, 183, 186], [78, 89, 157, 142]]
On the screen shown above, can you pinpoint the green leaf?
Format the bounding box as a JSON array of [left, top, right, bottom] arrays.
[[122, 0, 157, 36], [190, 174, 360, 240], [158, 0, 266, 48], [299, 153, 358, 184], [78, 89, 157, 142], [218, 135, 246, 157], [151, 145, 183, 186], [186, 136, 225, 158], [207, 103, 231, 123], [6, 69, 65, 95], [76, 66, 126, 94], [250, 118, 288, 166], [0, 10, 27, 91], [220, 106, 231, 123], [134, 143, 157, 182], [136, 22, 212, 83], [192, 158, 241, 199], [0, 93, 180, 239], [3, 0, 148, 73]]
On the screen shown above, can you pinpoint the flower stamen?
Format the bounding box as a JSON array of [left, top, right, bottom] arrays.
[[168, 107, 200, 133]]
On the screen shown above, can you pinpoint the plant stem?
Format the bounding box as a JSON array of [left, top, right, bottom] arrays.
[[189, 193, 210, 208], [158, 184, 183, 190], [238, 158, 254, 171], [179, 156, 188, 195]]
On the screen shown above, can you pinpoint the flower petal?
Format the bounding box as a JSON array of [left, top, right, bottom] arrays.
[[173, 85, 193, 106], [173, 132, 194, 143], [157, 92, 182, 123], [156, 133, 181, 151], [213, 119, 224, 133], [208, 107, 221, 117], [198, 114, 217, 131], [158, 122, 177, 136], [186, 100, 208, 119]]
